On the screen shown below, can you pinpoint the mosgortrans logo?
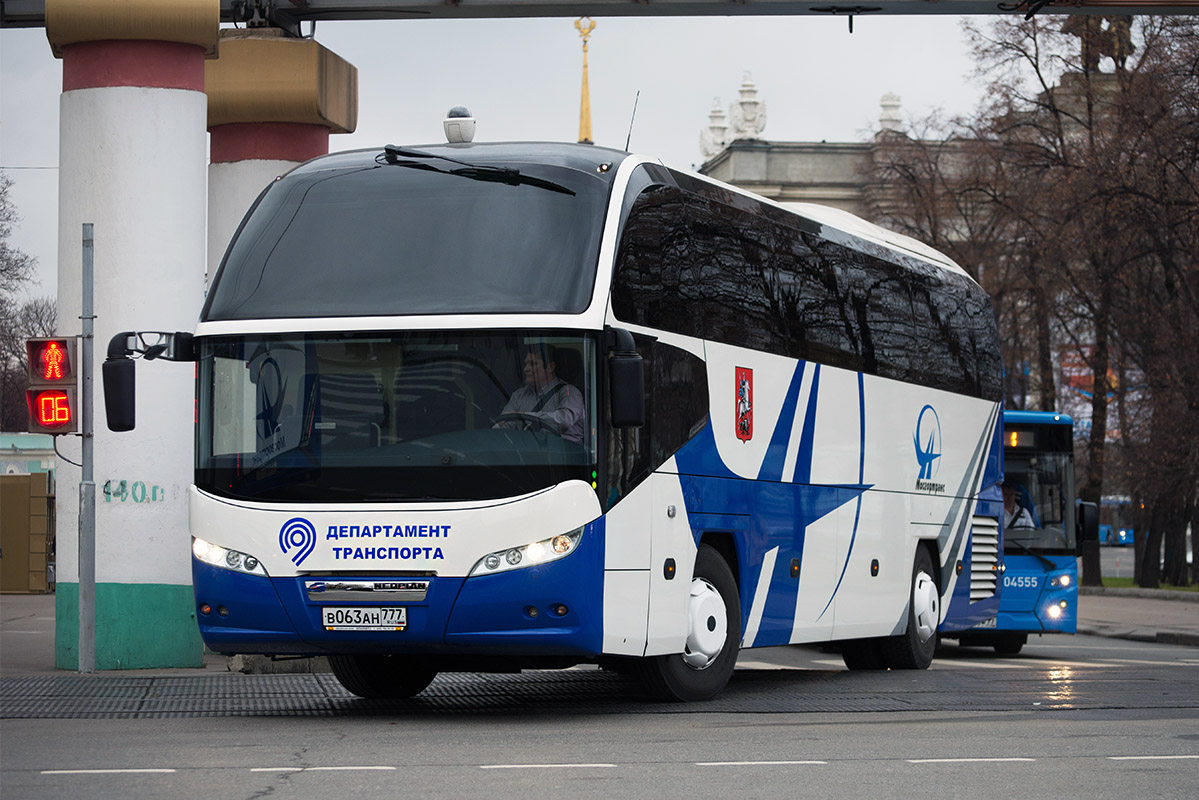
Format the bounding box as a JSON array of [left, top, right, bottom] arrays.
[[279, 517, 317, 566], [913, 404, 945, 494]]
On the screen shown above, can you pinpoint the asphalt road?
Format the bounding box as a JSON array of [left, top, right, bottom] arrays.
[[1100, 544, 1138, 578], [3, 634, 1197, 800]]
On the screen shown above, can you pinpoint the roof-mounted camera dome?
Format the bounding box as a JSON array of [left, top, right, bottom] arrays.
[[444, 106, 476, 144]]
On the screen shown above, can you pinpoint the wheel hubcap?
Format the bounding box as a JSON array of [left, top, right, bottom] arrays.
[[912, 570, 939, 643], [683, 577, 727, 669]]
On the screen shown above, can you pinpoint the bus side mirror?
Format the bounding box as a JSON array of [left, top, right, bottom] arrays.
[[101, 330, 195, 432], [102, 356, 136, 431], [1076, 500, 1099, 546], [607, 328, 645, 429], [103, 331, 138, 432]]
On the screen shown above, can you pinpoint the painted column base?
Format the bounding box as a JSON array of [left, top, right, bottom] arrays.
[[55, 582, 204, 670]]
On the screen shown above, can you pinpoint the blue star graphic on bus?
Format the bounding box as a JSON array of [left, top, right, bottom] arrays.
[[674, 363, 871, 647]]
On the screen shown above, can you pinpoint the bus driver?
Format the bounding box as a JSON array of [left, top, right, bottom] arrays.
[[1003, 482, 1035, 529], [495, 345, 585, 444]]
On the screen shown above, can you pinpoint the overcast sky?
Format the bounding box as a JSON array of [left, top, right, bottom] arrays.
[[1, 14, 991, 301]]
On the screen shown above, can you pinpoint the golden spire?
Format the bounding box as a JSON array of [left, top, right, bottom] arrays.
[[575, 16, 596, 144]]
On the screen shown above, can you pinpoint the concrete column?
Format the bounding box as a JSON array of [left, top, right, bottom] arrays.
[[46, 0, 218, 669], [205, 29, 357, 285]]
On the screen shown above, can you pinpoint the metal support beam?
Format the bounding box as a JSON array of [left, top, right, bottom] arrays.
[[8, 0, 1199, 29], [78, 222, 95, 674]]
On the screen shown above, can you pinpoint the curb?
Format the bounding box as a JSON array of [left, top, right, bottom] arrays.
[[1076, 624, 1199, 648], [228, 654, 331, 674], [1157, 631, 1199, 647], [1080, 586, 1199, 602]]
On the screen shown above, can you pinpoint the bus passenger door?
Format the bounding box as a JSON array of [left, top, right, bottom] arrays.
[[644, 465, 699, 656], [600, 476, 652, 657]]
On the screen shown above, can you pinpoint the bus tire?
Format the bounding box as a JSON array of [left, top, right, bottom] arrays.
[[840, 638, 886, 670], [881, 546, 939, 670], [638, 544, 741, 702], [992, 634, 1027, 655], [328, 654, 438, 699]]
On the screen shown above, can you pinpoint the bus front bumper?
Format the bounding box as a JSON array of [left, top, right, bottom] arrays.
[[192, 531, 604, 658]]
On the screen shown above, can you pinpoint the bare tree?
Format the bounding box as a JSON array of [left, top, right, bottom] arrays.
[[0, 173, 56, 432], [1, 297, 58, 431], [0, 174, 36, 306], [1103, 17, 1199, 586], [864, 16, 1199, 586]]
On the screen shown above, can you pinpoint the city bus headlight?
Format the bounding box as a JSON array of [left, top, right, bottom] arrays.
[[1050, 574, 1072, 588], [1046, 600, 1067, 620], [470, 528, 583, 576], [192, 536, 268, 577]]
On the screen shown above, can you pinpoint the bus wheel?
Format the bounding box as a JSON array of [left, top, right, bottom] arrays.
[[638, 544, 740, 702], [840, 639, 886, 670], [328, 654, 438, 699], [992, 634, 1027, 656], [881, 546, 939, 670]]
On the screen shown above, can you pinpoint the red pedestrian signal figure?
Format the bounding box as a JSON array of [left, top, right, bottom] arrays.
[[25, 337, 78, 434], [42, 340, 66, 380]]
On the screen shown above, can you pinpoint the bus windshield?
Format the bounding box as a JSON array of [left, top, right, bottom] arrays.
[[201, 158, 610, 320], [1003, 450, 1077, 553], [196, 332, 598, 503]]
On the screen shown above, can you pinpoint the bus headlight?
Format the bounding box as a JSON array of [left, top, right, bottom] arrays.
[[470, 528, 583, 576], [193, 536, 268, 577], [1050, 574, 1072, 588]]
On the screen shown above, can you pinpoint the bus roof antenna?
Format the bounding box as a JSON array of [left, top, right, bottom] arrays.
[[625, 90, 641, 152]]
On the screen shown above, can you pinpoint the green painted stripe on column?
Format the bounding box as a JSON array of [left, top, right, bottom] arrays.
[[55, 583, 204, 670]]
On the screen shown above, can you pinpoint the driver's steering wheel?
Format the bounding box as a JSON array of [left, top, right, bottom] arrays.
[[495, 411, 548, 433]]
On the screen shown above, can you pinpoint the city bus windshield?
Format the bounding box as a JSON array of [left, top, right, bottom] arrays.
[[1003, 450, 1077, 554], [196, 332, 598, 502]]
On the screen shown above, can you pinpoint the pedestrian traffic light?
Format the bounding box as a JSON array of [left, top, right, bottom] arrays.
[[26, 337, 78, 434]]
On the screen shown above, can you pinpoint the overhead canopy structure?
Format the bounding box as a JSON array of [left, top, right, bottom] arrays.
[[4, 0, 1199, 30]]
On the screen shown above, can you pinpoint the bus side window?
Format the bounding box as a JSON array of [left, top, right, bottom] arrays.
[[604, 339, 708, 510], [650, 342, 708, 468], [606, 337, 653, 508]]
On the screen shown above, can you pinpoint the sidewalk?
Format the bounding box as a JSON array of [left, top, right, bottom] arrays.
[[1076, 586, 1199, 647], [2, 587, 1196, 678], [0, 592, 227, 678]]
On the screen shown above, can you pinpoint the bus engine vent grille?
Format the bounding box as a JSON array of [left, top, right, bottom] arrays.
[[969, 516, 1000, 601]]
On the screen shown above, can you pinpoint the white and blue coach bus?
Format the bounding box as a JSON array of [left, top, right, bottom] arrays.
[[107, 138, 1005, 701]]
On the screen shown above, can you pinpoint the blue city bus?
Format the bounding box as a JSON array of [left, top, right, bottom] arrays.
[[106, 135, 1005, 700], [951, 410, 1080, 654], [1099, 495, 1135, 546]]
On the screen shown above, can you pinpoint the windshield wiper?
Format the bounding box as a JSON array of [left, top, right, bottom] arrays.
[[380, 145, 575, 196], [1005, 535, 1058, 570]]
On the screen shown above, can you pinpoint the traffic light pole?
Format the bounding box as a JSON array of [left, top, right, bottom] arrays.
[[79, 223, 95, 674]]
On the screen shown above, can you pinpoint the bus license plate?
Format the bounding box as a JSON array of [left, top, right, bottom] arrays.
[[322, 607, 407, 631]]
